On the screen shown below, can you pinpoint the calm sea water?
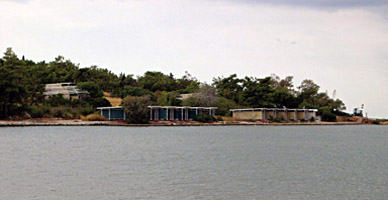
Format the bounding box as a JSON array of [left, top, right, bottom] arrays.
[[0, 125, 387, 199]]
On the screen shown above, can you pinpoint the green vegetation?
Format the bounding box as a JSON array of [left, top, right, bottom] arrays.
[[216, 116, 224, 121], [372, 119, 387, 125], [273, 117, 282, 123], [122, 95, 151, 124], [0, 48, 349, 122], [194, 114, 216, 123]]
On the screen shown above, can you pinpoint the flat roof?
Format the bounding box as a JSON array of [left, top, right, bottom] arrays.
[[96, 106, 123, 110], [97, 106, 218, 110], [148, 106, 217, 109], [230, 108, 318, 112]]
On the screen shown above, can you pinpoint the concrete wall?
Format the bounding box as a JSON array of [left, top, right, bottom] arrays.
[[306, 111, 316, 120], [277, 111, 287, 120], [297, 111, 306, 120], [232, 109, 317, 121], [287, 111, 295, 120], [233, 111, 262, 120], [265, 111, 275, 120]]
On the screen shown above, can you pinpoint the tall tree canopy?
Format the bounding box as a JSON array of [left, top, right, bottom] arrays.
[[0, 48, 347, 120]]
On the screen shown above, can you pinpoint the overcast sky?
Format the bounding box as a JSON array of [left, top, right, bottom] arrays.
[[1, 0, 387, 118]]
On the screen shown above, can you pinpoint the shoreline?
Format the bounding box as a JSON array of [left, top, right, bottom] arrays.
[[0, 119, 374, 127]]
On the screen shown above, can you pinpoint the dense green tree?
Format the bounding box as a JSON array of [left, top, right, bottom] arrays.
[[77, 82, 103, 98], [176, 71, 200, 93], [75, 66, 120, 92], [319, 106, 337, 122], [91, 97, 112, 108], [296, 79, 320, 107], [242, 77, 275, 108], [0, 48, 26, 117], [138, 71, 176, 92], [24, 63, 47, 104], [154, 91, 182, 106], [119, 73, 137, 88], [273, 88, 298, 108], [331, 99, 346, 111], [44, 56, 79, 83], [45, 94, 70, 107], [213, 74, 243, 104], [0, 48, 349, 120], [215, 97, 239, 116], [119, 86, 152, 98], [194, 114, 216, 123], [122, 95, 151, 124]]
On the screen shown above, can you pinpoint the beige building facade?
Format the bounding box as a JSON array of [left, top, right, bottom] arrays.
[[230, 108, 318, 121]]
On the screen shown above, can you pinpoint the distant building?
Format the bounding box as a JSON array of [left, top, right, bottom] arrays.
[[230, 108, 319, 121], [97, 107, 126, 120], [148, 106, 217, 121], [44, 83, 89, 100], [96, 106, 217, 121], [177, 93, 194, 100]]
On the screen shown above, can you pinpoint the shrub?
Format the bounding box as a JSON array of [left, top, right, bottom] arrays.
[[81, 113, 107, 121], [72, 111, 80, 119], [321, 111, 337, 122], [53, 108, 64, 118], [194, 114, 215, 123], [51, 107, 75, 119], [122, 95, 151, 124], [215, 97, 239, 116], [79, 105, 94, 116], [77, 82, 103, 98], [62, 112, 74, 119], [332, 110, 351, 117], [310, 117, 315, 122], [273, 117, 281, 123], [71, 99, 88, 108], [91, 97, 112, 107], [216, 116, 224, 121], [46, 94, 70, 107], [319, 107, 337, 122], [29, 105, 44, 118]]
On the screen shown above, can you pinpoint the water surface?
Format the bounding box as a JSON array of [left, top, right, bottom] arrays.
[[0, 125, 387, 199]]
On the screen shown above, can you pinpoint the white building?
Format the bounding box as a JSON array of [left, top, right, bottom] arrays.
[[44, 83, 89, 100]]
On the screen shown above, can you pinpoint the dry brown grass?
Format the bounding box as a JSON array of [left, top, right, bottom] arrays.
[[103, 92, 122, 107], [81, 113, 107, 121], [381, 121, 388, 125], [220, 116, 235, 121], [336, 116, 362, 122], [105, 97, 122, 107]]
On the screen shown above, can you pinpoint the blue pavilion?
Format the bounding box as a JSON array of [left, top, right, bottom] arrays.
[[97, 106, 217, 121], [148, 106, 217, 121]]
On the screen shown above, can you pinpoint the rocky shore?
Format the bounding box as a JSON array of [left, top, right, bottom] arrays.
[[0, 118, 369, 127]]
